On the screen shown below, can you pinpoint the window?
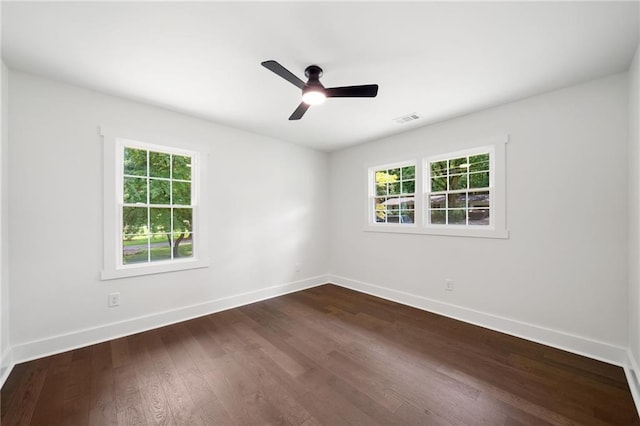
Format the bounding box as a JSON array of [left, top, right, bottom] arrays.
[[101, 128, 209, 280], [122, 146, 194, 265], [426, 149, 491, 227], [369, 162, 416, 225], [365, 135, 508, 238]]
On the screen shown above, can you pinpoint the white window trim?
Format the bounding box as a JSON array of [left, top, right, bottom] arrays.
[[100, 127, 210, 280], [367, 160, 419, 229], [364, 134, 509, 239]]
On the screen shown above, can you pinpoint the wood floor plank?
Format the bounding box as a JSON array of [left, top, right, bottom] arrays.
[[127, 333, 175, 426], [232, 319, 308, 378], [141, 330, 207, 425], [90, 342, 113, 395], [1, 358, 50, 426], [111, 338, 148, 426], [291, 336, 405, 413], [1, 362, 30, 417], [228, 344, 314, 425], [298, 381, 382, 426], [88, 342, 117, 426], [1, 284, 638, 425], [436, 362, 601, 425], [59, 347, 93, 425], [165, 320, 236, 425], [29, 351, 73, 426]]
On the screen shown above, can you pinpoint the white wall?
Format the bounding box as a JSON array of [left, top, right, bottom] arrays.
[[0, 61, 10, 381], [629, 43, 640, 389], [329, 73, 629, 363], [7, 70, 329, 361]]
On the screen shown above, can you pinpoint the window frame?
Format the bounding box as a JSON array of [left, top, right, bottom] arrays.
[[365, 134, 508, 239], [101, 127, 209, 280], [425, 145, 494, 229], [367, 160, 418, 229]]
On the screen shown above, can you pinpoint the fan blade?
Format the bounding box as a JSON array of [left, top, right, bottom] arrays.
[[325, 84, 379, 98], [261, 60, 305, 89], [289, 102, 310, 120]]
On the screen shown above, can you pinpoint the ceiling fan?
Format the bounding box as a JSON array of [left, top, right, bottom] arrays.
[[261, 60, 379, 120]]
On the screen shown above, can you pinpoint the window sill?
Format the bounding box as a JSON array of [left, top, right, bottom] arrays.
[[101, 258, 210, 280], [364, 224, 509, 239]]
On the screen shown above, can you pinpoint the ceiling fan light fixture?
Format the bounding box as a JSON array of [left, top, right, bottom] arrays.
[[302, 89, 326, 105]]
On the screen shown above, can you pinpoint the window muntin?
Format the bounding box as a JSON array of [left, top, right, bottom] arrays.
[[371, 163, 416, 224], [427, 150, 492, 227], [121, 146, 195, 266]]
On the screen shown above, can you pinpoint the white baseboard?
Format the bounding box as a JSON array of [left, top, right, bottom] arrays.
[[0, 346, 14, 388], [625, 350, 640, 417], [10, 275, 329, 366], [328, 275, 628, 367]]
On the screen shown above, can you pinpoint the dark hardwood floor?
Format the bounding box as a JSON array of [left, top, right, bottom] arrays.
[[1, 284, 638, 425]]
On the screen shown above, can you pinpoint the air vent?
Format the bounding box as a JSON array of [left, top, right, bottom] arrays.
[[393, 113, 420, 124]]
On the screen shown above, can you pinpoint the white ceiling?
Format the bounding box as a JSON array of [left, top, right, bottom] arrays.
[[2, 2, 639, 151]]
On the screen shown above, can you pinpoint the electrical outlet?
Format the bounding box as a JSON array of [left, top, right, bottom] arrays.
[[108, 292, 120, 307], [445, 279, 454, 291]]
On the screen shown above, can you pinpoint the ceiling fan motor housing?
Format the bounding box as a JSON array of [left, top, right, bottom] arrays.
[[304, 65, 323, 79], [304, 65, 325, 93]]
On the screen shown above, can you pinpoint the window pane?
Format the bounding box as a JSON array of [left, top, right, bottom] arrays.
[[469, 171, 489, 189], [381, 196, 402, 208], [149, 151, 171, 178], [469, 209, 490, 226], [449, 157, 468, 175], [173, 208, 193, 234], [400, 197, 415, 209], [430, 194, 446, 209], [469, 154, 490, 172], [388, 181, 401, 195], [430, 210, 446, 224], [375, 198, 386, 222], [448, 193, 467, 208], [124, 147, 146, 176], [150, 208, 171, 233], [173, 181, 191, 205], [149, 179, 171, 204], [449, 174, 467, 190], [386, 213, 402, 223], [401, 179, 415, 194], [123, 177, 147, 204], [177, 235, 194, 258], [401, 166, 415, 179], [469, 191, 490, 208], [431, 177, 447, 192], [430, 161, 447, 177], [388, 168, 401, 181], [399, 211, 414, 224], [448, 209, 466, 225], [150, 234, 172, 262], [123, 207, 147, 235], [376, 183, 387, 196], [123, 235, 149, 265], [376, 170, 395, 186], [173, 155, 191, 180]]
